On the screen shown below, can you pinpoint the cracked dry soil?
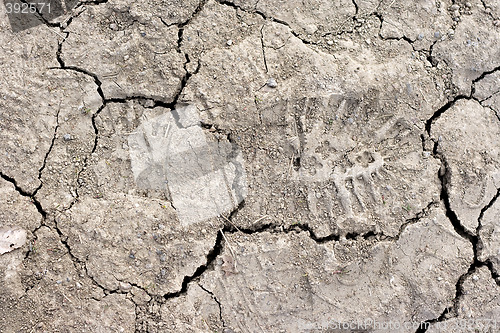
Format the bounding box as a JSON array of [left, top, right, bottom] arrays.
[[0, 0, 500, 332]]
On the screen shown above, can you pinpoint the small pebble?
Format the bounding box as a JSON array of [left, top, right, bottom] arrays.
[[267, 78, 277, 88], [140, 32, 146, 37], [406, 83, 412, 94], [450, 4, 459, 11], [119, 282, 132, 292], [434, 31, 441, 38], [417, 33, 424, 40], [472, 275, 479, 281], [109, 23, 118, 31], [226, 39, 233, 46], [63, 134, 72, 141], [76, 282, 82, 289], [326, 40, 333, 45]]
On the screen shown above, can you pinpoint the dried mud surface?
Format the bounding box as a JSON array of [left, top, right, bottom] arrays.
[[0, 0, 499, 332]]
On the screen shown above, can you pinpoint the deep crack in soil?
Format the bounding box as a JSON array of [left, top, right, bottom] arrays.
[[416, 67, 500, 332]]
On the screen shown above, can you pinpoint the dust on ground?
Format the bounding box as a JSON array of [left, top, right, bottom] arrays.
[[0, 0, 499, 332]]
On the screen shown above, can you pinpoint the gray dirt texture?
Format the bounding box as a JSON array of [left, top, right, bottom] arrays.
[[0, 0, 499, 332]]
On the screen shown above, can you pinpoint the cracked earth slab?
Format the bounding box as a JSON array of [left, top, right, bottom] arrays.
[[378, 0, 453, 51], [1, 225, 136, 332], [182, 3, 445, 238], [430, 99, 500, 235], [33, 69, 102, 212], [0, 18, 63, 193], [197, 206, 472, 332], [56, 100, 222, 295], [427, 266, 500, 332], [432, 3, 500, 96], [61, 1, 186, 102]]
